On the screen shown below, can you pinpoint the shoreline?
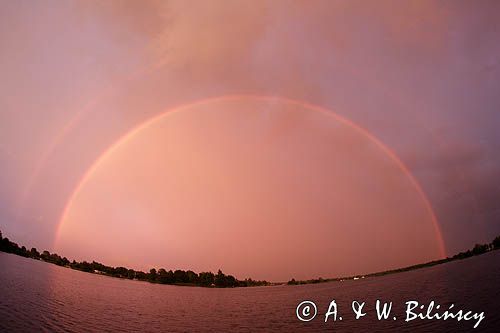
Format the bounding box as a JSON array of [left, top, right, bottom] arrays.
[[1, 229, 499, 288], [286, 239, 499, 286]]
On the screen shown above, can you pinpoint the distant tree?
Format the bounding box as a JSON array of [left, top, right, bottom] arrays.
[[225, 274, 237, 287], [135, 271, 147, 280], [157, 268, 167, 282], [1, 238, 20, 254], [19, 246, 29, 257], [174, 270, 188, 283], [215, 269, 234, 287], [49, 253, 62, 265], [493, 236, 500, 249], [115, 267, 128, 278], [472, 243, 488, 255], [0, 237, 7, 251], [75, 261, 93, 272], [148, 268, 157, 282], [41, 250, 50, 261], [198, 272, 215, 286], [186, 270, 198, 284], [30, 247, 40, 258]]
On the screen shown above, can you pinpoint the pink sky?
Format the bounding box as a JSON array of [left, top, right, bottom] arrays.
[[56, 97, 443, 280], [1, 1, 499, 281]]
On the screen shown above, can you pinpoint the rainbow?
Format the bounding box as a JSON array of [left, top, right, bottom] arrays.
[[55, 94, 446, 258]]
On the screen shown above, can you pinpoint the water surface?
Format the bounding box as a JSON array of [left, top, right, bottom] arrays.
[[1, 251, 499, 332]]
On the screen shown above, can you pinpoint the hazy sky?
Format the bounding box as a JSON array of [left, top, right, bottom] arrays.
[[1, 0, 499, 280]]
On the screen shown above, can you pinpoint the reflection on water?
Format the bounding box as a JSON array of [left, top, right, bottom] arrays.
[[1, 251, 499, 332]]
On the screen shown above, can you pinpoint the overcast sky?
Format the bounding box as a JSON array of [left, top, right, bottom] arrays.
[[1, 0, 499, 280]]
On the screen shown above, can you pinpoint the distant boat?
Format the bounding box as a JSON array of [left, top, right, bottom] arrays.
[[353, 277, 359, 280]]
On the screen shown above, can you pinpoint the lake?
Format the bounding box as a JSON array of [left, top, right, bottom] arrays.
[[1, 251, 499, 332]]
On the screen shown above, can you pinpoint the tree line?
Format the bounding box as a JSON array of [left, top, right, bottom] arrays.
[[0, 230, 268, 288], [287, 235, 500, 285]]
